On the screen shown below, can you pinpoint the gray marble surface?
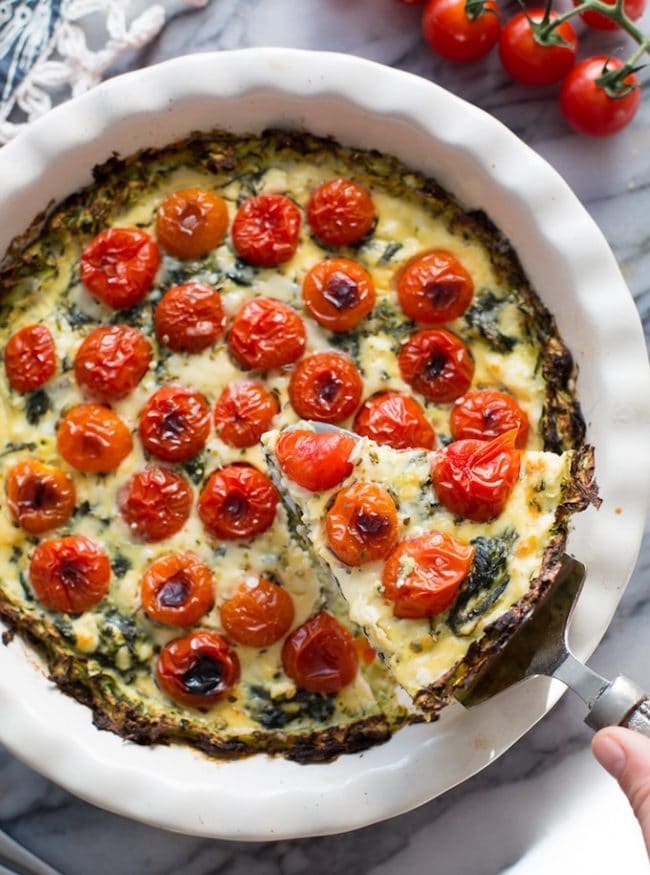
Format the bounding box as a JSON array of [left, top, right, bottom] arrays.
[[1, 1, 650, 872]]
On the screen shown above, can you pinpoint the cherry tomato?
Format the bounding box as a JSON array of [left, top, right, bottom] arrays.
[[450, 389, 529, 447], [354, 636, 377, 665], [57, 403, 133, 473], [6, 459, 76, 534], [353, 391, 436, 451], [4, 324, 56, 393], [119, 466, 193, 542], [394, 0, 426, 4], [302, 257, 376, 332], [382, 531, 474, 619], [282, 612, 358, 693], [575, 0, 645, 30], [29, 534, 111, 613], [228, 297, 306, 372], [326, 482, 399, 566], [288, 352, 363, 424], [397, 250, 474, 323], [80, 227, 159, 309], [275, 429, 356, 492], [213, 381, 279, 448], [499, 10, 577, 87], [74, 325, 152, 402], [431, 429, 520, 521], [199, 464, 278, 540], [220, 578, 295, 648], [139, 385, 210, 463], [422, 0, 501, 63], [306, 179, 375, 247], [154, 282, 224, 353], [560, 56, 640, 138], [398, 329, 474, 403], [141, 552, 214, 626], [156, 630, 240, 708], [232, 194, 301, 267], [156, 188, 228, 259]]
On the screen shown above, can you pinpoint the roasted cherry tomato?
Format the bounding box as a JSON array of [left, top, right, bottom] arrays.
[[232, 194, 301, 267], [354, 635, 377, 665], [353, 391, 436, 450], [213, 380, 279, 448], [450, 389, 529, 448], [154, 282, 224, 353], [398, 329, 474, 403], [282, 612, 358, 693], [499, 10, 577, 86], [4, 324, 56, 393], [57, 403, 132, 473], [288, 352, 363, 424], [74, 325, 152, 402], [228, 297, 306, 371], [431, 429, 520, 521], [220, 578, 295, 648], [560, 56, 640, 138], [156, 188, 229, 259], [422, 0, 501, 63], [306, 179, 375, 247], [275, 429, 356, 492], [141, 552, 214, 626], [574, 0, 645, 30], [29, 534, 111, 613], [326, 482, 399, 566], [397, 250, 474, 324], [302, 257, 376, 332], [119, 466, 193, 542], [80, 227, 159, 310], [6, 459, 76, 534], [156, 630, 240, 708], [382, 531, 474, 619], [139, 385, 210, 463], [199, 464, 278, 540]]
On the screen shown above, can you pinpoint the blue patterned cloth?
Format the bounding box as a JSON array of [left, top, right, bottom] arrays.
[[0, 0, 62, 107]]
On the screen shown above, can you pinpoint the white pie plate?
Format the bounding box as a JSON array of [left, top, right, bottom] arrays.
[[0, 48, 648, 840]]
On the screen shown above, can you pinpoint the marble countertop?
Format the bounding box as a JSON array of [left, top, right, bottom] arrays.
[[1, 1, 649, 873]]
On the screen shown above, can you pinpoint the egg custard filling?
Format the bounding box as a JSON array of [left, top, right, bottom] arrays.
[[0, 130, 595, 761]]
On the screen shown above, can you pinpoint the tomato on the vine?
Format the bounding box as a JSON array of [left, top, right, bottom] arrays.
[[30, 535, 111, 614], [575, 0, 645, 30], [560, 56, 640, 137], [422, 0, 501, 63], [288, 351, 363, 424], [141, 552, 214, 626], [156, 630, 240, 708], [275, 429, 356, 492], [325, 481, 399, 566], [220, 578, 295, 648], [282, 612, 358, 693], [499, 10, 577, 86], [353, 392, 436, 451]]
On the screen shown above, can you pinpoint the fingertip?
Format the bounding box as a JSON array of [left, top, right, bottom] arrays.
[[593, 728, 627, 779]]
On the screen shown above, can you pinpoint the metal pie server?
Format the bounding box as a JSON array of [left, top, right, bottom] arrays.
[[458, 555, 650, 736]]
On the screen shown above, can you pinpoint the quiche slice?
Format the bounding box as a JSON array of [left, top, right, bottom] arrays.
[[264, 425, 596, 716]]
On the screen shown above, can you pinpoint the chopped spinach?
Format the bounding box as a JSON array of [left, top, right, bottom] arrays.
[[64, 307, 94, 328], [246, 685, 335, 729], [24, 389, 51, 425], [0, 441, 36, 458], [111, 553, 132, 578], [378, 241, 402, 264], [226, 259, 257, 287], [181, 454, 205, 485], [464, 290, 517, 353]]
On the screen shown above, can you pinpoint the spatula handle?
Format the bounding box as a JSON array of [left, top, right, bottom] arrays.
[[585, 675, 650, 737]]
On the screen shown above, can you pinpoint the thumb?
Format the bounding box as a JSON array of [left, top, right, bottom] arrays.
[[593, 726, 650, 857]]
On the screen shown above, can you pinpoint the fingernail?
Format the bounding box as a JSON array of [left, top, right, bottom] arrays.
[[593, 732, 627, 779]]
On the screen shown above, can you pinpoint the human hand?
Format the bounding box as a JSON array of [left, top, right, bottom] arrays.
[[593, 726, 650, 857]]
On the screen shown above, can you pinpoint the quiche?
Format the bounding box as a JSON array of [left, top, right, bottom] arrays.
[[0, 129, 595, 762]]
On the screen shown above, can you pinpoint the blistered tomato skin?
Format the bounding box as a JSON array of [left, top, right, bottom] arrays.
[[80, 227, 160, 309], [119, 466, 193, 542], [353, 391, 436, 450], [6, 460, 76, 534], [450, 389, 529, 448], [29, 535, 111, 613], [431, 429, 521, 522], [396, 250, 474, 324], [232, 194, 301, 267], [306, 179, 375, 247], [213, 381, 279, 448], [220, 578, 295, 648], [302, 258, 376, 332], [139, 385, 211, 463], [382, 531, 474, 619], [199, 464, 279, 540], [74, 325, 152, 402], [326, 482, 399, 567], [4, 324, 56, 393], [57, 404, 133, 474], [398, 328, 474, 403], [154, 282, 224, 353], [282, 612, 359, 693], [228, 297, 306, 371], [156, 188, 229, 259], [289, 352, 363, 424], [156, 630, 241, 708], [275, 430, 356, 492], [141, 553, 214, 626]]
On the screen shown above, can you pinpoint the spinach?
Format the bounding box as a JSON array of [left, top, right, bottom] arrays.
[[246, 685, 335, 729], [377, 242, 403, 264], [0, 441, 36, 458], [25, 389, 51, 425], [181, 454, 205, 485], [464, 290, 517, 353], [111, 553, 132, 578], [226, 259, 257, 287], [64, 307, 94, 328]]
